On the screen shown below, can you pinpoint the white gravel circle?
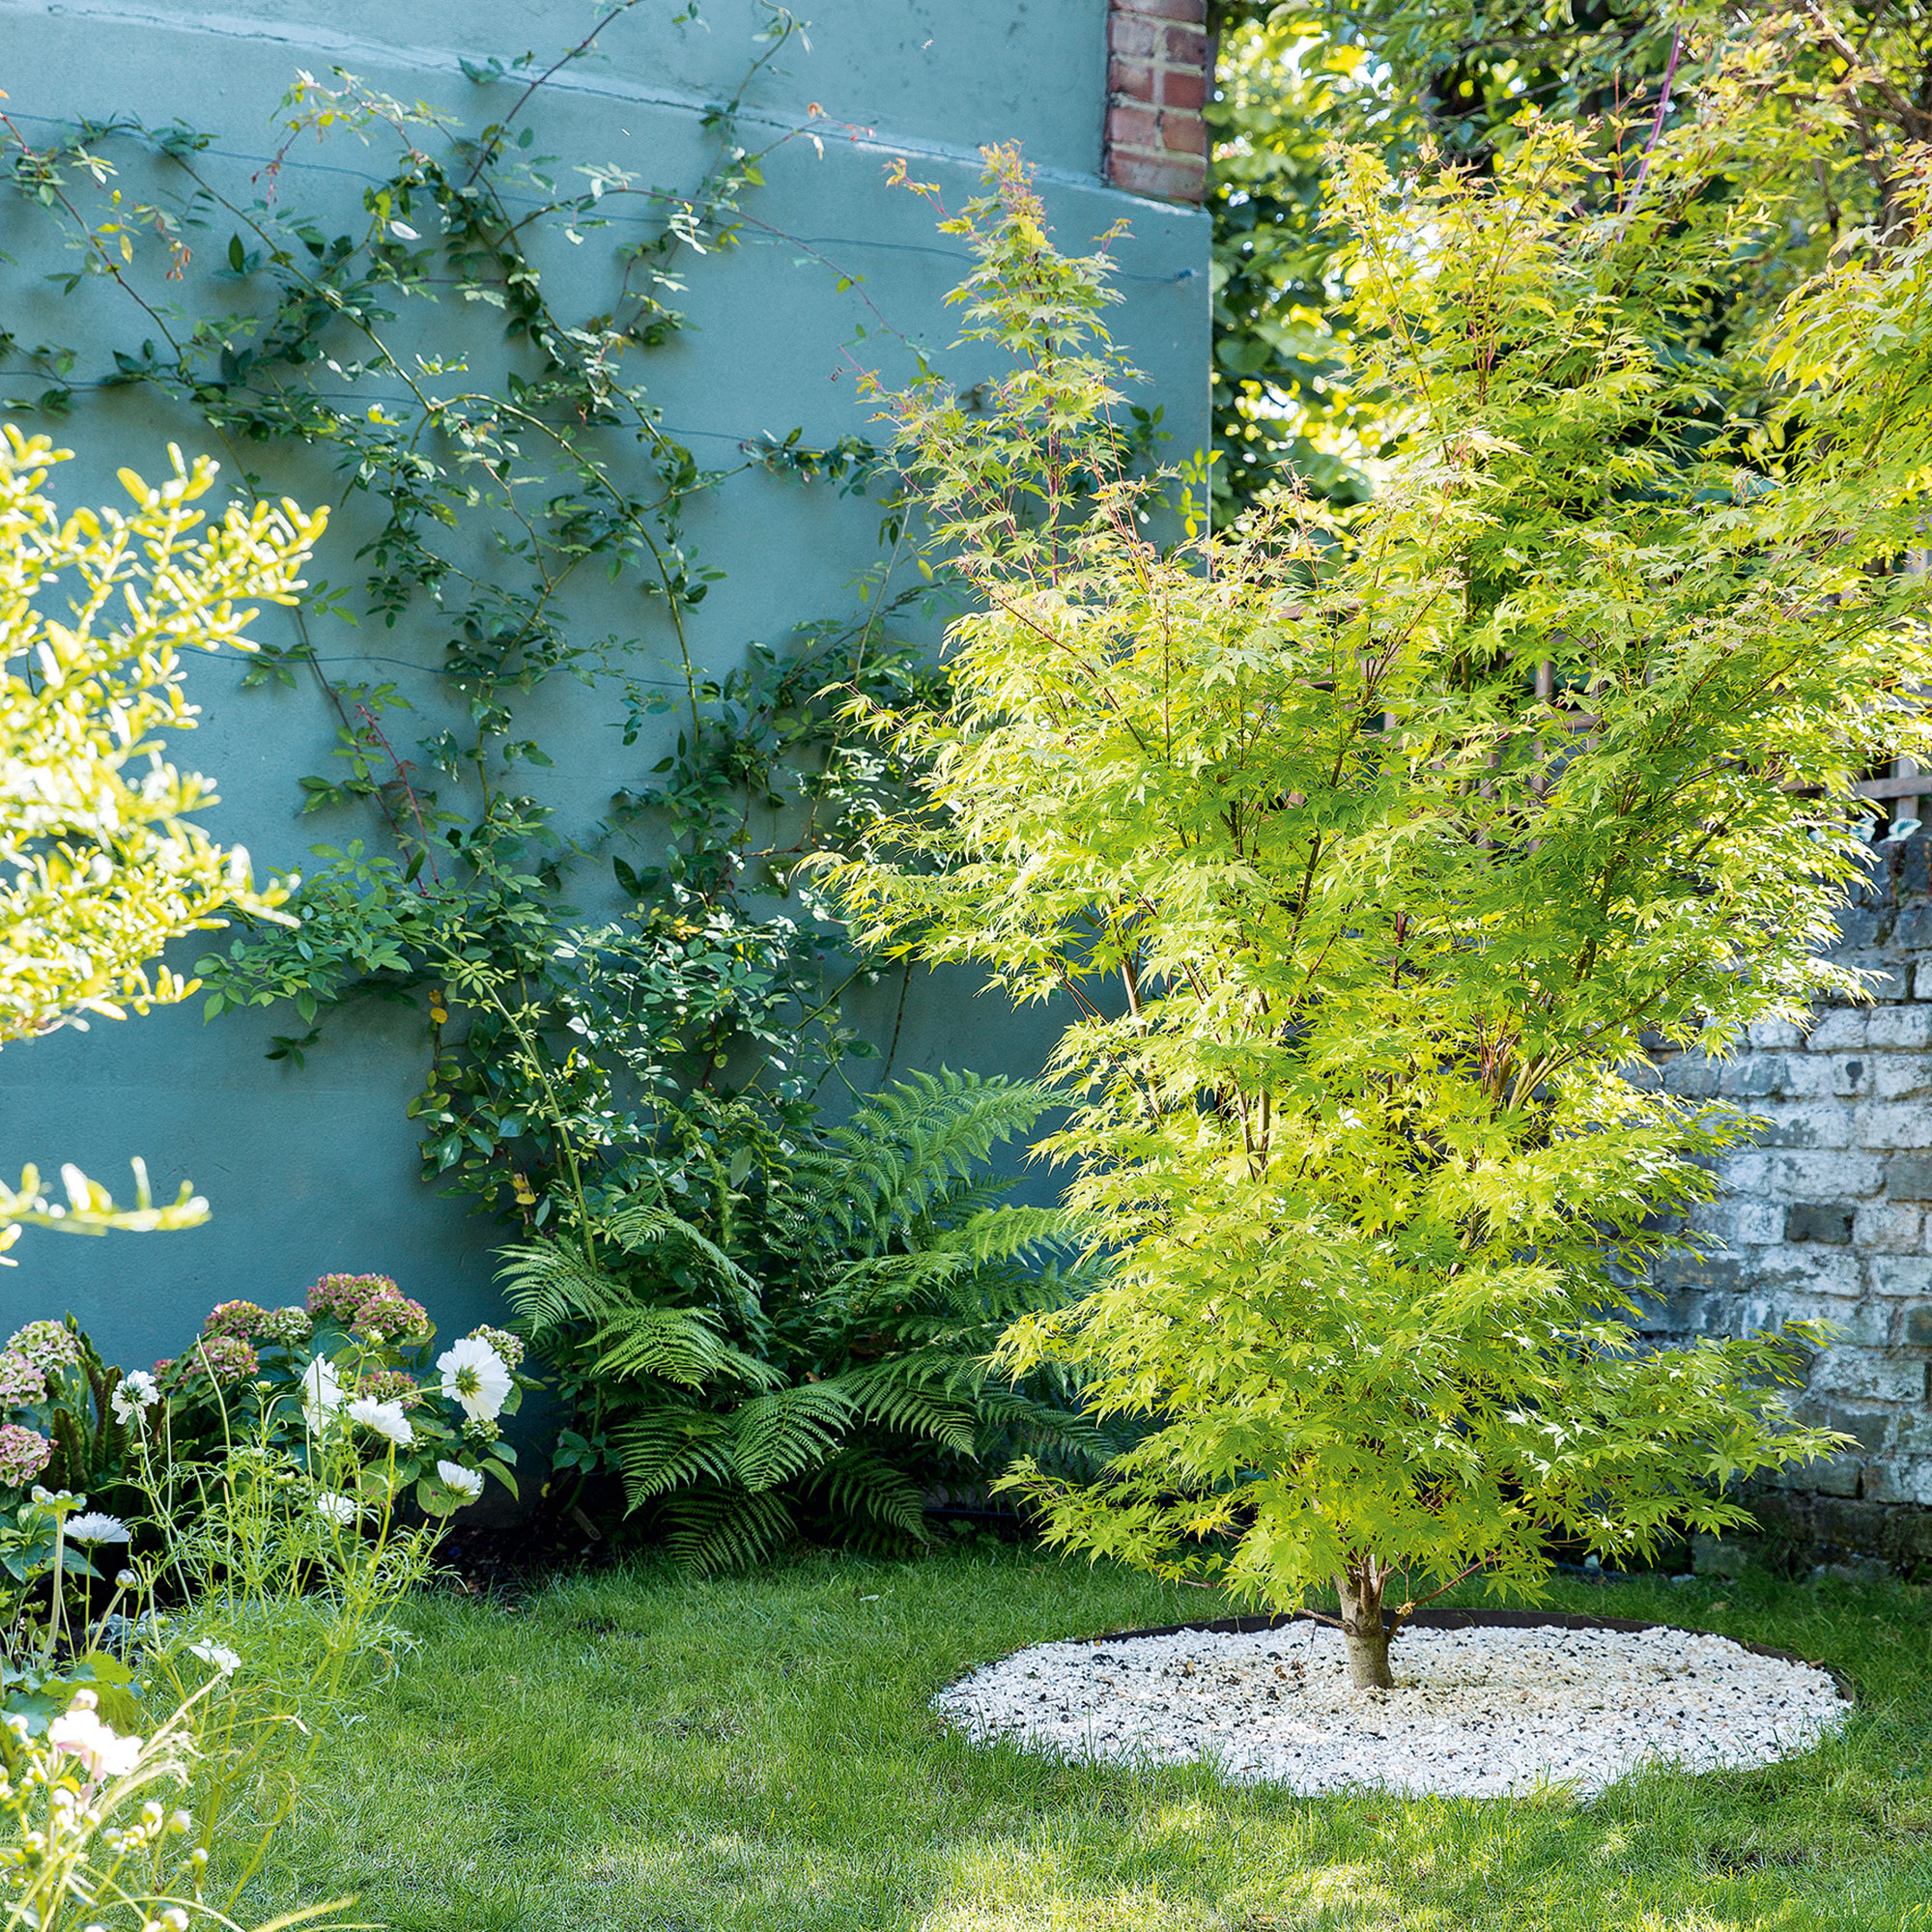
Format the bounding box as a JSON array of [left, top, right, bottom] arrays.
[[936, 1619, 1849, 1799]]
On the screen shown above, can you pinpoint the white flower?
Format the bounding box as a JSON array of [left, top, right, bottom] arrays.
[[48, 1693, 142, 1779], [114, 1570, 138, 1589], [436, 1337, 511, 1423], [110, 1371, 158, 1424], [345, 1397, 412, 1447], [436, 1460, 484, 1503], [187, 1640, 240, 1675], [315, 1492, 359, 1526], [300, 1356, 345, 1432], [63, 1513, 130, 1547]]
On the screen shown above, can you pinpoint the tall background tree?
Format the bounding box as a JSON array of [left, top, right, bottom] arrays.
[[1208, 0, 1909, 522]]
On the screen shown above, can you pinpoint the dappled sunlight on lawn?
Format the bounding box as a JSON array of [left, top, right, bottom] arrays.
[[238, 1552, 1928, 1932]]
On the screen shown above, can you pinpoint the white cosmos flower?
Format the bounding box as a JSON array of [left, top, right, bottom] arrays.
[[300, 1356, 345, 1432], [110, 1370, 159, 1424], [315, 1492, 359, 1526], [188, 1640, 241, 1675], [436, 1337, 511, 1422], [64, 1513, 130, 1546], [436, 1460, 484, 1503], [345, 1396, 412, 1446], [48, 1693, 142, 1779]]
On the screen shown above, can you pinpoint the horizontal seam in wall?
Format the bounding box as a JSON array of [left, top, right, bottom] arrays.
[[0, 0, 1196, 208]]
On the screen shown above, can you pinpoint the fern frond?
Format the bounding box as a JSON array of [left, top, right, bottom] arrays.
[[828, 1250, 967, 1316], [837, 1358, 981, 1455], [588, 1311, 780, 1391], [932, 1204, 1085, 1268], [662, 1485, 796, 1576], [809, 1445, 928, 1541], [606, 1201, 761, 1314], [726, 1381, 857, 1492], [787, 1071, 1053, 1246], [496, 1241, 639, 1338], [610, 1411, 741, 1510]]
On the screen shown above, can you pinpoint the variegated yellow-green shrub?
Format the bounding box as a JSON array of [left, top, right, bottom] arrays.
[[0, 429, 324, 1259], [833, 86, 1930, 1687]]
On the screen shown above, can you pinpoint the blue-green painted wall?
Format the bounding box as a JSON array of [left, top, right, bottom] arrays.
[[0, 0, 1208, 1368]]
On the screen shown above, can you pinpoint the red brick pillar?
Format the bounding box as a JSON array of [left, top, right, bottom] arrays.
[[1105, 0, 1209, 204]]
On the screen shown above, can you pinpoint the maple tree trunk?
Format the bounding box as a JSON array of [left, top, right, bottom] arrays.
[[1335, 1564, 1395, 1690]]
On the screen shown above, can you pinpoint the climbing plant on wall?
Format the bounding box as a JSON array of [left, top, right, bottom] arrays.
[[0, 2, 941, 1236]]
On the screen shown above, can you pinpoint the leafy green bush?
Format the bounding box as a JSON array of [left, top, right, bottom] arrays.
[[833, 102, 1932, 1685], [0, 429, 323, 1257], [502, 1069, 1110, 1572], [0, 1284, 534, 1535]]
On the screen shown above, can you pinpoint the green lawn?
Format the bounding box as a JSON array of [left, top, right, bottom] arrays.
[[247, 1548, 1932, 1932]]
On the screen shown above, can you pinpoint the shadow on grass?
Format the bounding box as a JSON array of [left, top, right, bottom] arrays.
[[242, 1548, 1932, 1932]]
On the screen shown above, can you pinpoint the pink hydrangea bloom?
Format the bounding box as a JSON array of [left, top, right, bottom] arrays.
[[255, 1304, 314, 1347], [355, 1367, 422, 1408], [0, 1423, 53, 1488], [308, 1273, 399, 1323], [0, 1352, 47, 1408], [351, 1291, 431, 1343], [176, 1335, 259, 1386], [202, 1299, 268, 1342], [6, 1321, 77, 1373]]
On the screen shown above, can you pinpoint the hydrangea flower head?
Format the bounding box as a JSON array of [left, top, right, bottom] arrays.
[[355, 1367, 421, 1408], [0, 1351, 47, 1408], [7, 1320, 78, 1373], [0, 1424, 52, 1489], [437, 1337, 512, 1422], [201, 1299, 268, 1342], [255, 1304, 314, 1348], [177, 1336, 258, 1386], [307, 1273, 400, 1323], [351, 1289, 432, 1344]]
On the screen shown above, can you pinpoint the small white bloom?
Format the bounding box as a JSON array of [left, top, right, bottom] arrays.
[[64, 1513, 130, 1547], [315, 1492, 359, 1526], [187, 1640, 240, 1675], [300, 1355, 345, 1432], [115, 1569, 138, 1589], [436, 1460, 484, 1503], [345, 1397, 412, 1447], [110, 1371, 159, 1424], [436, 1336, 512, 1423], [47, 1697, 142, 1779]]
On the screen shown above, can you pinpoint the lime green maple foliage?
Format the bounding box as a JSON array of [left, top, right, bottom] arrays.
[[835, 94, 1924, 1685], [0, 429, 324, 1255]]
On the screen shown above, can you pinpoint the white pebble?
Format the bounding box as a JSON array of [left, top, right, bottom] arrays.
[[935, 1621, 1849, 1799]]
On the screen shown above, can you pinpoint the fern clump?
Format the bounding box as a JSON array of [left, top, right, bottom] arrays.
[[500, 1070, 1111, 1573]]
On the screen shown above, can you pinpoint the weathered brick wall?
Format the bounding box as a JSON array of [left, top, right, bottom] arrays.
[[1639, 832, 1932, 1566], [1105, 0, 1208, 204]]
